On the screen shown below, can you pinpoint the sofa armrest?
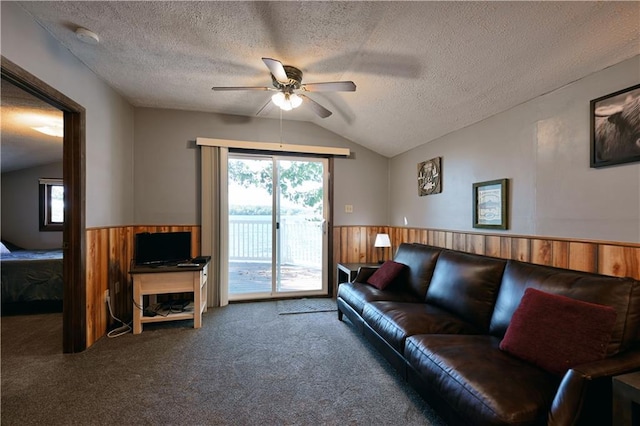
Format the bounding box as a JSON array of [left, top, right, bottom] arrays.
[[353, 267, 377, 283], [549, 349, 640, 426], [571, 349, 640, 378]]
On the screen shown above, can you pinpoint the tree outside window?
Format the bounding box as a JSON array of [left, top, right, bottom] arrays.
[[39, 178, 64, 231]]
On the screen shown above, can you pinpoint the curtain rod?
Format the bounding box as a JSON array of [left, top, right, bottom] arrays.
[[196, 137, 350, 157]]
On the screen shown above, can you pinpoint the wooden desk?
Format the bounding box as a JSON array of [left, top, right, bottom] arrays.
[[129, 262, 208, 334]]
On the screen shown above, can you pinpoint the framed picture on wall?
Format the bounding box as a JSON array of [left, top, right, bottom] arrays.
[[590, 83, 640, 168], [472, 179, 508, 230], [417, 157, 442, 196]]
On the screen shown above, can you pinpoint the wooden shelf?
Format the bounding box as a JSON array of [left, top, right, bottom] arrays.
[[141, 311, 195, 324]]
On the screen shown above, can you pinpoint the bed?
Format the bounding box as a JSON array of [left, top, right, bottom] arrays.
[[1, 243, 63, 315]]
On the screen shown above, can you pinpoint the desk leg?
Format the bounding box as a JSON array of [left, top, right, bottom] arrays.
[[133, 279, 142, 335], [193, 275, 202, 329], [202, 280, 208, 313]]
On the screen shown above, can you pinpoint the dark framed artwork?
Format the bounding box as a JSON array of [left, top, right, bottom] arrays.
[[590, 83, 640, 168], [472, 179, 508, 230], [417, 157, 442, 196]]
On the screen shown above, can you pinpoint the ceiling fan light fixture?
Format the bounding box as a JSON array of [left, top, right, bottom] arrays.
[[289, 93, 303, 108], [215, 57, 352, 118], [271, 92, 302, 111], [271, 92, 286, 108]]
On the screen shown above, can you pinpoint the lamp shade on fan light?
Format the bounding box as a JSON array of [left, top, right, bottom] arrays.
[[374, 233, 391, 263]]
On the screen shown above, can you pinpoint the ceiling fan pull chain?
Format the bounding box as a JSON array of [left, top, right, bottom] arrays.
[[279, 107, 283, 147]]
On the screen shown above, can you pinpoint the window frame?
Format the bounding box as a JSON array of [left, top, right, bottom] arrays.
[[39, 178, 64, 232]]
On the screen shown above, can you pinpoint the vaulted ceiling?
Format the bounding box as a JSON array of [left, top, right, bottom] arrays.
[[11, 1, 640, 158]]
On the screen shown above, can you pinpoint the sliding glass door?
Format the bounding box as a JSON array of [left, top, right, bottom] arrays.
[[227, 154, 328, 300]]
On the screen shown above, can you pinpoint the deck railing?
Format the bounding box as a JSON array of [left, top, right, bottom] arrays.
[[229, 216, 322, 266]]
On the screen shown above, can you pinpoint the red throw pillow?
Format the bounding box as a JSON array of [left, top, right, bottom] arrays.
[[366, 260, 406, 290], [499, 288, 617, 376]]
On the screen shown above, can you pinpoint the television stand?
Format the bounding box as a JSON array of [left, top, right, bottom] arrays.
[[129, 261, 209, 334]]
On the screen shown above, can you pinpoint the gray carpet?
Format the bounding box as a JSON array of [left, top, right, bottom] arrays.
[[1, 300, 446, 425], [277, 298, 338, 315]]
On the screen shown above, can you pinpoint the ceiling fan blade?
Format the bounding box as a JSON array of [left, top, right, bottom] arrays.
[[300, 94, 332, 119], [301, 81, 356, 92], [211, 86, 271, 91], [262, 57, 289, 83]]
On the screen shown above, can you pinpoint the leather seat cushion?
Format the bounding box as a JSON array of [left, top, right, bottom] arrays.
[[405, 334, 561, 426], [363, 301, 482, 354], [337, 282, 421, 315]]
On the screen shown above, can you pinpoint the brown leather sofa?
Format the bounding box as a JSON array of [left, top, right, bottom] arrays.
[[337, 243, 640, 426]]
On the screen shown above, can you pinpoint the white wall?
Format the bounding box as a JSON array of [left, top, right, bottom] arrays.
[[133, 108, 388, 226], [1, 2, 135, 227], [1, 162, 63, 249], [390, 55, 640, 243]]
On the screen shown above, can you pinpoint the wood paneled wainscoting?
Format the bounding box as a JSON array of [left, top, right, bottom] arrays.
[[332, 226, 640, 295], [86, 224, 638, 346], [86, 225, 200, 347]]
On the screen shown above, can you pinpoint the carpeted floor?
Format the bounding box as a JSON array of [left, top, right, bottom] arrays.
[[1, 299, 446, 425], [276, 298, 338, 315]]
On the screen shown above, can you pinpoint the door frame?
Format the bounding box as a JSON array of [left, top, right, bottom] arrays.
[[1, 56, 87, 353], [227, 153, 333, 300]]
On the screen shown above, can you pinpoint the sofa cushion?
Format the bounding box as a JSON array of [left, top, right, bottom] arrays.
[[425, 250, 506, 332], [362, 301, 482, 354], [405, 334, 560, 425], [499, 288, 616, 376], [490, 260, 640, 356], [367, 260, 406, 290], [337, 282, 422, 315], [392, 243, 443, 299]]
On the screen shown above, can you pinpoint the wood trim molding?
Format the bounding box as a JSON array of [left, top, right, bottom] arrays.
[[86, 223, 637, 343], [2, 56, 87, 353]]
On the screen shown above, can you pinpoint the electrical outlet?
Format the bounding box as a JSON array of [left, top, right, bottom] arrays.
[[345, 204, 353, 213], [104, 289, 109, 303]]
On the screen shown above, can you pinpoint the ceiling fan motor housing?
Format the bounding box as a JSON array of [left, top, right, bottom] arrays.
[[271, 65, 303, 91]]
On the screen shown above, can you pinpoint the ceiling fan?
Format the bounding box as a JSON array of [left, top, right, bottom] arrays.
[[212, 58, 356, 119]]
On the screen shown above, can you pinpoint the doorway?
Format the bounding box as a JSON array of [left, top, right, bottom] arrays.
[[227, 154, 328, 300], [1, 57, 86, 353]]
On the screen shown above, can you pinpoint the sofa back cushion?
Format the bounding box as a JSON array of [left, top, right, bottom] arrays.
[[393, 243, 442, 299], [490, 260, 640, 355], [425, 250, 507, 332]]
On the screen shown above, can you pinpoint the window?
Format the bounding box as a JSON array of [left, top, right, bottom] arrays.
[[39, 178, 64, 231]]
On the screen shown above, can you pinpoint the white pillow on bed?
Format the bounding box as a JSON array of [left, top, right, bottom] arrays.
[[0, 242, 10, 254]]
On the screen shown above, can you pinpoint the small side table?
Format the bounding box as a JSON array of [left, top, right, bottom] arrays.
[[129, 262, 209, 334], [336, 262, 381, 285], [613, 371, 640, 425]]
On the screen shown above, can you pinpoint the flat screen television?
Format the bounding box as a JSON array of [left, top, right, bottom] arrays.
[[134, 231, 191, 266]]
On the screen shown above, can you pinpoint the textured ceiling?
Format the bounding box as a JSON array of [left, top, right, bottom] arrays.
[[14, 1, 640, 158]]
